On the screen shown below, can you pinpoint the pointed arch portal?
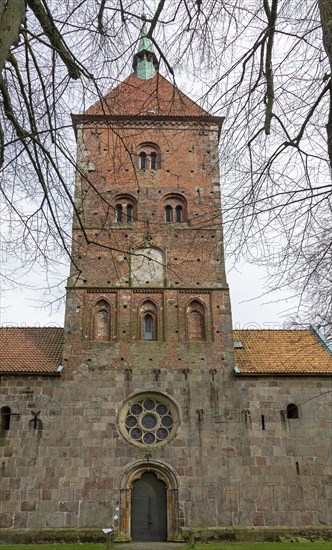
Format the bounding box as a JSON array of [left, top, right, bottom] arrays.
[[120, 460, 179, 541]]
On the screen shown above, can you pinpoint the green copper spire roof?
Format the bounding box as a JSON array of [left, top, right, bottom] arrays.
[[138, 19, 153, 52], [133, 16, 159, 80]]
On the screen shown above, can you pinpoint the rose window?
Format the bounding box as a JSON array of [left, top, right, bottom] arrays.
[[119, 393, 179, 447]]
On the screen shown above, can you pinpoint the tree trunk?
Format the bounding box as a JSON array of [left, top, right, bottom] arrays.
[[0, 0, 26, 74]]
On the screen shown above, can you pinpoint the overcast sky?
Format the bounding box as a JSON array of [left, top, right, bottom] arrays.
[[0, 37, 300, 331], [0, 257, 297, 329]]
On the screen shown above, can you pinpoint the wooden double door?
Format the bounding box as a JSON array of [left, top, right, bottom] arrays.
[[131, 472, 167, 541]]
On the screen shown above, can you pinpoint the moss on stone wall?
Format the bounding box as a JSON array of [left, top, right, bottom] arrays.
[[0, 527, 331, 545]]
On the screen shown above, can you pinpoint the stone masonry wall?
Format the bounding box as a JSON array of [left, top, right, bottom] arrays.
[[0, 373, 331, 529]]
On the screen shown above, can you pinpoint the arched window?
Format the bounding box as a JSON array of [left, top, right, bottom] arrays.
[[175, 205, 183, 222], [1, 406, 11, 431], [163, 194, 187, 223], [138, 143, 160, 170], [144, 314, 154, 340], [187, 300, 206, 341], [93, 300, 111, 341], [150, 152, 157, 170], [116, 204, 123, 223], [287, 403, 299, 419], [127, 204, 134, 223], [140, 300, 158, 340], [139, 152, 147, 170], [114, 195, 137, 224], [165, 205, 173, 223]]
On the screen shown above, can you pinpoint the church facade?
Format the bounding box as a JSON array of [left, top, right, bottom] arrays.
[[1, 27, 331, 541]]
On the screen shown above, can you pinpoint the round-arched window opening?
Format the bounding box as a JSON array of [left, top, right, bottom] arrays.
[[127, 204, 134, 223], [139, 152, 147, 170], [119, 392, 180, 448], [116, 204, 123, 222], [175, 205, 183, 222], [150, 152, 157, 170], [163, 194, 187, 223], [287, 403, 299, 419], [137, 143, 160, 170], [165, 205, 173, 223], [114, 194, 137, 224]]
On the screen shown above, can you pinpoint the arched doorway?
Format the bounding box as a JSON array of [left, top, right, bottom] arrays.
[[131, 472, 167, 541], [120, 459, 179, 541]]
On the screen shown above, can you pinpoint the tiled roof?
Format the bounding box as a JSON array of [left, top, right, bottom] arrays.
[[1, 327, 330, 376], [84, 72, 212, 118], [0, 328, 63, 374], [233, 329, 332, 375]]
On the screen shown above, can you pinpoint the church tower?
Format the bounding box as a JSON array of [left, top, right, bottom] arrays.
[[63, 21, 235, 540], [1, 21, 331, 541]]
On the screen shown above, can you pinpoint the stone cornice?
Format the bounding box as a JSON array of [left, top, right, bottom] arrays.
[[67, 286, 227, 292], [86, 289, 117, 293], [71, 114, 223, 139], [72, 113, 223, 126]]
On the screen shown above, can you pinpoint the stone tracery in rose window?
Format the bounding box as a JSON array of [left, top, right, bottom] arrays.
[[119, 393, 179, 448]]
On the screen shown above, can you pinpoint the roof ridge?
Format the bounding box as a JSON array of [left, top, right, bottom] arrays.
[[233, 328, 310, 332]]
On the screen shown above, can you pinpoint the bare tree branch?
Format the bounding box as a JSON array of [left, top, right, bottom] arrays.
[[27, 0, 81, 79]]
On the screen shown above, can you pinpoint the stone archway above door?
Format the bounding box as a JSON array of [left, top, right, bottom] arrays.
[[119, 459, 179, 541]]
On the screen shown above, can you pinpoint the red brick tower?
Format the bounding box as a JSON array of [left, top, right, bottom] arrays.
[[63, 23, 234, 540], [1, 22, 331, 541]]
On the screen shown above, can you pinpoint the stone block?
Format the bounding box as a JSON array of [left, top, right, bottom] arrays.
[[45, 512, 65, 528], [21, 501, 36, 512], [79, 501, 113, 527], [13, 512, 28, 528], [27, 511, 46, 529], [0, 512, 13, 528]]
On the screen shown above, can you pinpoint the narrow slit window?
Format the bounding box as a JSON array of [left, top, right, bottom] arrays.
[[165, 205, 173, 222], [139, 152, 147, 170], [1, 406, 11, 431], [144, 314, 154, 340], [176, 205, 183, 222], [116, 204, 123, 222], [261, 415, 265, 430]]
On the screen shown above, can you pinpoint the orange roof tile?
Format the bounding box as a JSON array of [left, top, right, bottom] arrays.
[[0, 328, 63, 374], [84, 72, 211, 118], [233, 329, 332, 375], [1, 327, 330, 376]]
